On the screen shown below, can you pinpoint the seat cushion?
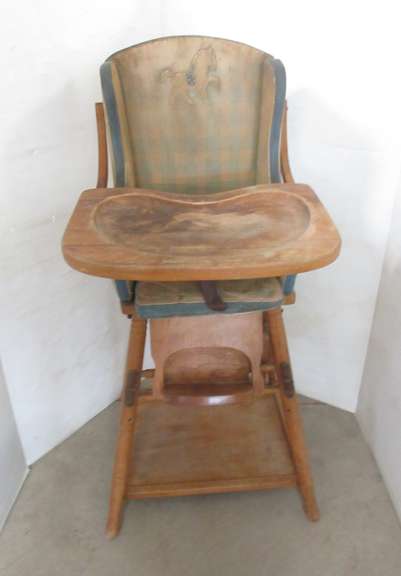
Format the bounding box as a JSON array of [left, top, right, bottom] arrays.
[[135, 278, 283, 319]]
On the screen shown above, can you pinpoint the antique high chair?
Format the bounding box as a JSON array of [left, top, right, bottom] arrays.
[[62, 36, 340, 538]]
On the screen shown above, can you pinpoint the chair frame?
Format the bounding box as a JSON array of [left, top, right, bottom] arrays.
[[94, 102, 319, 538]]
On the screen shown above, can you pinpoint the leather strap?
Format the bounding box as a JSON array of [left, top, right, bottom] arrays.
[[198, 281, 227, 312]]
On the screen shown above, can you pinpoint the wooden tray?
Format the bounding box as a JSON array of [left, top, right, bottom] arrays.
[[62, 184, 341, 281]]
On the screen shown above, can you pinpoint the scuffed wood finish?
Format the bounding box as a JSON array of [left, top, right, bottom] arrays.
[[63, 35, 339, 537], [127, 395, 296, 499], [150, 311, 264, 404], [62, 183, 341, 281], [163, 346, 254, 406], [106, 317, 147, 539], [265, 307, 320, 521], [164, 347, 251, 386]]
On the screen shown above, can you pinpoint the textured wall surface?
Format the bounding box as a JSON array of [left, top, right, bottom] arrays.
[[0, 1, 161, 463], [357, 175, 401, 522], [0, 359, 27, 529]]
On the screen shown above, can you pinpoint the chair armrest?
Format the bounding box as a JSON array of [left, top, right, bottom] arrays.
[[95, 102, 108, 188]]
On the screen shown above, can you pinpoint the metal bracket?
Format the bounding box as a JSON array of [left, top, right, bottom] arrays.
[[280, 362, 295, 398], [261, 363, 277, 388], [124, 370, 141, 406]]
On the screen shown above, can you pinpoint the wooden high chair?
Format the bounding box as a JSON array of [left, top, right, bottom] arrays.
[[62, 36, 341, 538]]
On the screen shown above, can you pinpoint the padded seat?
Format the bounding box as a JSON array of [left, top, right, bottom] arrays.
[[135, 278, 283, 319]]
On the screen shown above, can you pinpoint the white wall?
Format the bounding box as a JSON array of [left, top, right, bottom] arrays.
[[0, 1, 162, 464], [1, 0, 401, 465], [0, 358, 27, 530], [357, 173, 401, 521], [161, 0, 401, 410]]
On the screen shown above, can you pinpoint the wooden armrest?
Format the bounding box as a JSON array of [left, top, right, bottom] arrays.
[[95, 102, 108, 188]]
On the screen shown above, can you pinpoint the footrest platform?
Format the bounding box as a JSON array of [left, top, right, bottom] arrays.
[[127, 394, 296, 499]]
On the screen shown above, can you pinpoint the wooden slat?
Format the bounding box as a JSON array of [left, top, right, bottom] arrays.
[[127, 475, 297, 499]]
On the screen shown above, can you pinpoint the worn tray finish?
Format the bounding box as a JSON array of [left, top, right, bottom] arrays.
[[127, 395, 296, 499], [62, 184, 341, 281]]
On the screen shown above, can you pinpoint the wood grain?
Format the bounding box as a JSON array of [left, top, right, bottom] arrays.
[[164, 347, 251, 386], [95, 102, 108, 188], [150, 311, 264, 402], [127, 395, 296, 499], [265, 308, 320, 521], [62, 183, 341, 281], [106, 317, 147, 539]]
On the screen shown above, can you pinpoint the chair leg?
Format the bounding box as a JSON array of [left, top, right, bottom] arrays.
[[106, 317, 147, 539], [265, 308, 320, 521]]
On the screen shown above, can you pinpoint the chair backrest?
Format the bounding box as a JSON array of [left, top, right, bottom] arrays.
[[101, 36, 286, 194]]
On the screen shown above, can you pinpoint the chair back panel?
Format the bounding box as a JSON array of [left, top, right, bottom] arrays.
[[101, 36, 285, 193]]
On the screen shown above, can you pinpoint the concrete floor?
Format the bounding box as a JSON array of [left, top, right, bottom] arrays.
[[1, 399, 400, 576]]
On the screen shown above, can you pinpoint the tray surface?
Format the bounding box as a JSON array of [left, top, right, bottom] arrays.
[[62, 184, 341, 281], [94, 190, 310, 257]]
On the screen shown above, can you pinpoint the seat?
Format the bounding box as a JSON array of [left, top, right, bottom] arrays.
[[135, 278, 283, 318], [90, 36, 323, 538]]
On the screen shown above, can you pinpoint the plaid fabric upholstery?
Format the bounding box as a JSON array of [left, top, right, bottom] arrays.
[[101, 37, 285, 193], [100, 36, 289, 310], [136, 278, 283, 319]]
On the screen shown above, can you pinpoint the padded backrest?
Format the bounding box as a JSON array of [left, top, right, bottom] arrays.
[[101, 36, 286, 193]]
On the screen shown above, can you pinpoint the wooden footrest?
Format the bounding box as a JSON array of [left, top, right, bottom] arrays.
[[127, 394, 296, 499]]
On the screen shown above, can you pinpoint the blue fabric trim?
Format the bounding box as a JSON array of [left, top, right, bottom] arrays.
[[282, 275, 296, 295], [100, 61, 125, 186], [271, 61, 293, 291], [270, 59, 286, 183], [115, 280, 135, 303], [136, 298, 283, 319], [101, 62, 130, 302]]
